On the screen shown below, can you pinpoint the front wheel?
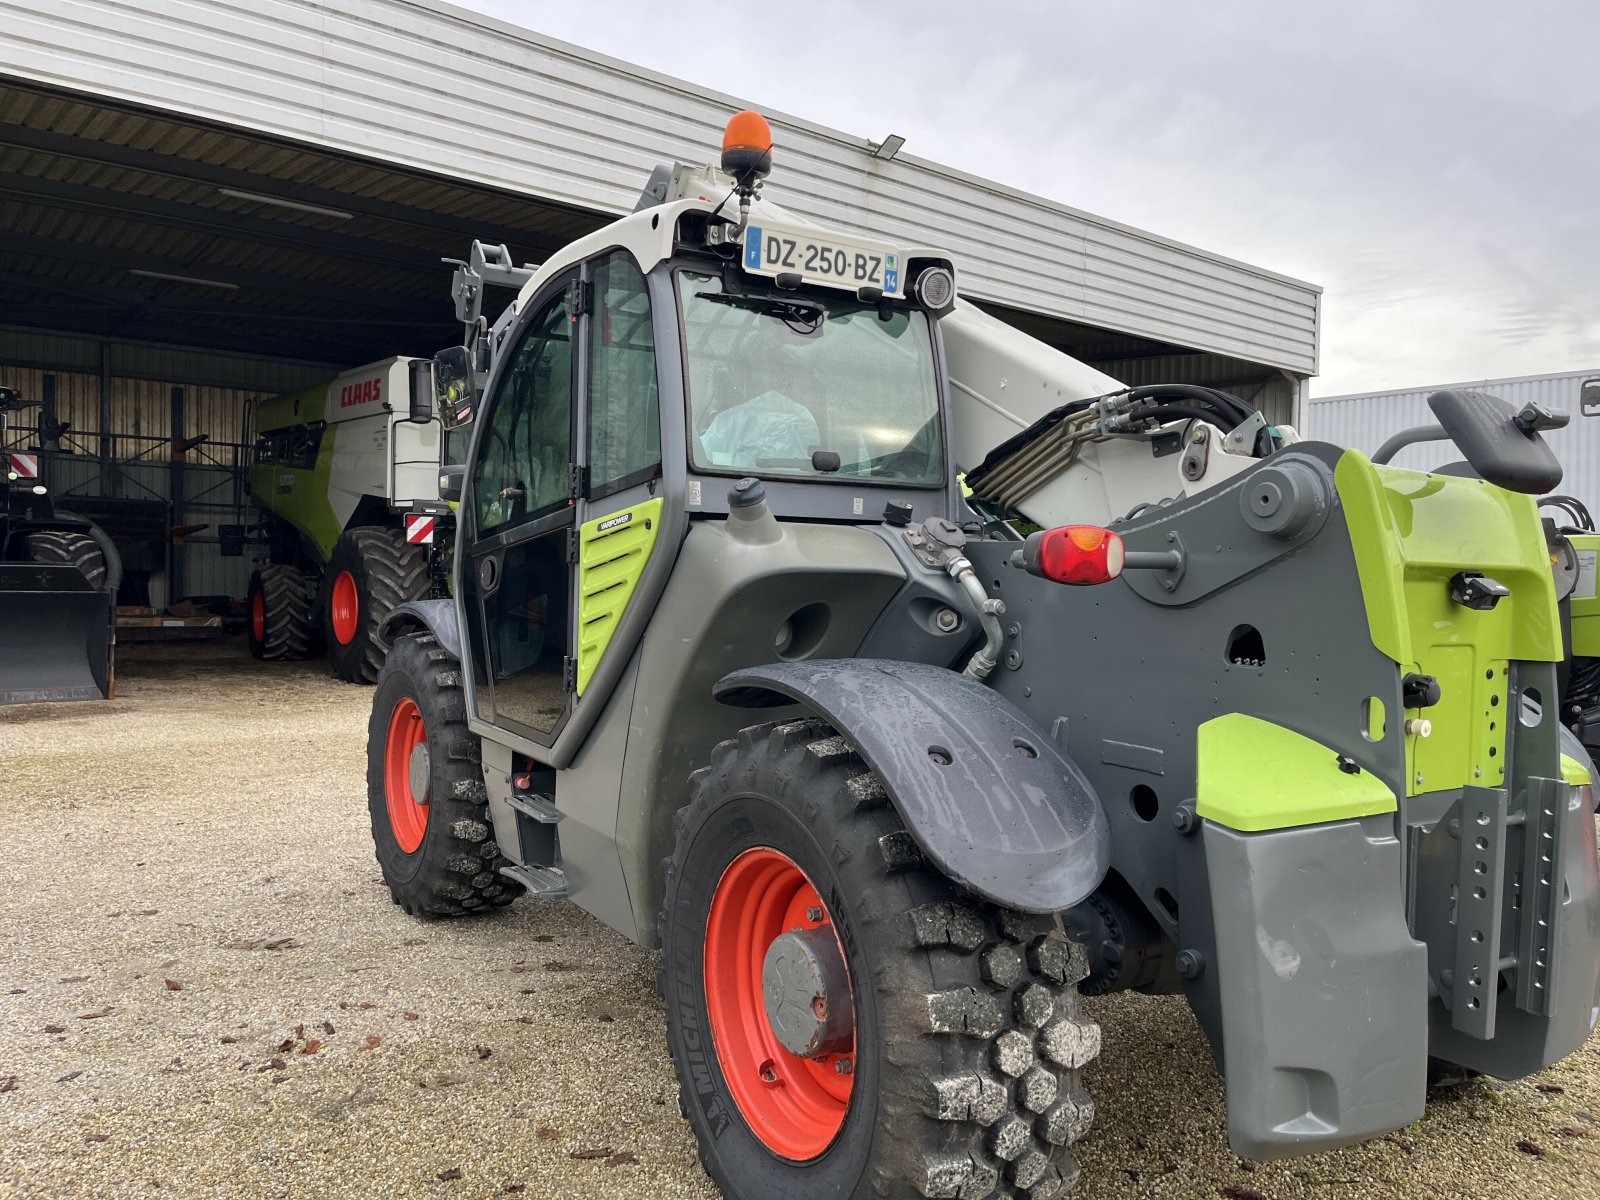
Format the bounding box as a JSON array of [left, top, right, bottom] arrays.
[[366, 632, 517, 916], [326, 527, 428, 684], [659, 720, 1098, 1199]]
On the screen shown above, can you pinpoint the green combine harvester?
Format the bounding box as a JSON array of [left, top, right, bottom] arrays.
[[358, 113, 1600, 1198], [246, 358, 470, 682]]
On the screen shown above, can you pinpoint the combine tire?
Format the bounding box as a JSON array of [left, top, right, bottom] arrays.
[[247, 564, 317, 661], [660, 720, 1098, 1199], [325, 527, 428, 684], [367, 631, 516, 916], [27, 531, 107, 589]]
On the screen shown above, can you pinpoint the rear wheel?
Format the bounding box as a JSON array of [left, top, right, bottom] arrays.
[[27, 531, 107, 589], [246, 564, 317, 661], [325, 527, 428, 684], [660, 720, 1097, 1199], [367, 632, 516, 916]]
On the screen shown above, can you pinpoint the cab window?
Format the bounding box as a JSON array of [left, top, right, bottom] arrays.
[[588, 252, 661, 496], [471, 291, 573, 536]]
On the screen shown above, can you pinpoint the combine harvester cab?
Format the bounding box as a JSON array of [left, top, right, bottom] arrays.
[[0, 387, 118, 705]]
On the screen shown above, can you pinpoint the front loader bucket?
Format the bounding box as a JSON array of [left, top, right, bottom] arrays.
[[0, 562, 112, 704]]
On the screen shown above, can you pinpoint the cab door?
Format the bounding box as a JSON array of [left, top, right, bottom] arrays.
[[571, 250, 664, 699], [462, 272, 579, 741]]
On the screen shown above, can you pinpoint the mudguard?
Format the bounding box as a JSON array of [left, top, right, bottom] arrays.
[[380, 599, 462, 662], [715, 659, 1111, 913]]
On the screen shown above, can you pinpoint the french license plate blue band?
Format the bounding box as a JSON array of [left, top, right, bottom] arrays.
[[744, 226, 764, 270]]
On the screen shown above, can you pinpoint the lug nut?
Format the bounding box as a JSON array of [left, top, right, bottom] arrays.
[[1176, 949, 1206, 979], [806, 906, 824, 923], [834, 1058, 853, 1075]]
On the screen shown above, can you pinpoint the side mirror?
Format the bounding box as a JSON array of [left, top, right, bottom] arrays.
[[407, 359, 434, 424], [433, 345, 476, 430], [1427, 388, 1563, 495], [438, 463, 465, 504]]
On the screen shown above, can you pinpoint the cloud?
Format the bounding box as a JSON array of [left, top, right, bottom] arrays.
[[457, 0, 1600, 393]]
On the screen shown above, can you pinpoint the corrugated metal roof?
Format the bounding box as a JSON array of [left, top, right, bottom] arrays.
[[0, 0, 1320, 374]]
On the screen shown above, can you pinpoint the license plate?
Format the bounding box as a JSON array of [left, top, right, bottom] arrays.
[[743, 224, 902, 296]]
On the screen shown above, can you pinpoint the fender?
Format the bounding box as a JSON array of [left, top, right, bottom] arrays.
[[716, 659, 1111, 914], [380, 599, 462, 662]]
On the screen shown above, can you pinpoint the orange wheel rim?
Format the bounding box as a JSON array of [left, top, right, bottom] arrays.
[[331, 570, 359, 645], [703, 847, 854, 1160], [383, 697, 429, 853], [250, 590, 265, 641]]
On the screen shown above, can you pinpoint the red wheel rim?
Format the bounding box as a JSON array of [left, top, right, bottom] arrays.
[[250, 589, 265, 642], [704, 847, 855, 1160], [330, 570, 359, 645], [383, 697, 429, 853]]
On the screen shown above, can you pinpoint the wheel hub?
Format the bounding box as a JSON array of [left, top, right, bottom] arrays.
[[762, 926, 854, 1057], [702, 846, 856, 1161], [407, 741, 431, 804]]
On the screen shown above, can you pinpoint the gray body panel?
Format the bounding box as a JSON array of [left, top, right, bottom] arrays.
[[967, 444, 1405, 1057], [557, 514, 910, 944], [382, 598, 462, 661], [967, 441, 1600, 1155], [716, 659, 1112, 914], [1204, 816, 1427, 1159], [1411, 672, 1600, 1078]]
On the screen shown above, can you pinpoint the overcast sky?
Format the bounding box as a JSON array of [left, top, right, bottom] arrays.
[[461, 0, 1598, 397]]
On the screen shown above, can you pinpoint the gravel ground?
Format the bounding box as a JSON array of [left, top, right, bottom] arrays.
[[2, 639, 1599, 1200]]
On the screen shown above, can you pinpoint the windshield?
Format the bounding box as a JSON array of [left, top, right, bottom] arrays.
[[676, 270, 944, 485]]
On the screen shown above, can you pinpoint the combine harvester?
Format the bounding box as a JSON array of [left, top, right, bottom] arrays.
[[246, 358, 451, 682], [0, 386, 118, 705], [244, 246, 522, 683], [359, 114, 1600, 1198]]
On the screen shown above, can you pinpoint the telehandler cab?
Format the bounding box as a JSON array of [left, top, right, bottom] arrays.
[[366, 112, 1600, 1199]]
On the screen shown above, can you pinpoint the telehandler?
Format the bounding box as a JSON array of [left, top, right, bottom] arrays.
[[365, 112, 1600, 1198]]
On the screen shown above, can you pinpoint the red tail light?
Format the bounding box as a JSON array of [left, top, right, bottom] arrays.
[[1023, 525, 1125, 585]]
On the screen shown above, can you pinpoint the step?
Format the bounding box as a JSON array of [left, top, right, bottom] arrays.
[[500, 862, 568, 899], [507, 791, 563, 823]]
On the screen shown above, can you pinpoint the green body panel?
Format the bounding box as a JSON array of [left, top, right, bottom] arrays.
[[247, 422, 345, 562], [1561, 753, 1593, 787], [576, 497, 663, 695], [1334, 451, 1561, 795], [1196, 712, 1397, 831], [253, 381, 327, 430], [1565, 533, 1600, 657]]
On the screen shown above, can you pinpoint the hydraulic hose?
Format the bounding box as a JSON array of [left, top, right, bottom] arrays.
[[951, 556, 1004, 680]]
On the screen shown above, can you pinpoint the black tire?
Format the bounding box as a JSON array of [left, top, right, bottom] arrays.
[[659, 720, 1098, 1200], [247, 564, 318, 661], [27, 531, 107, 589], [366, 632, 517, 916], [325, 527, 428, 684]]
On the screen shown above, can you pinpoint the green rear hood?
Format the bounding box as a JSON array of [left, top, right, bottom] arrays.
[[1335, 450, 1561, 795]]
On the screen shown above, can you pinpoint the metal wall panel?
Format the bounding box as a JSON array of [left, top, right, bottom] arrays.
[[1307, 369, 1600, 504], [1106, 355, 1300, 427], [1, 364, 260, 602], [0, 0, 1320, 373], [1, 326, 339, 392]]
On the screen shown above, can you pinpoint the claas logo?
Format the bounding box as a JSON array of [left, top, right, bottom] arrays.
[[339, 377, 384, 408]]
